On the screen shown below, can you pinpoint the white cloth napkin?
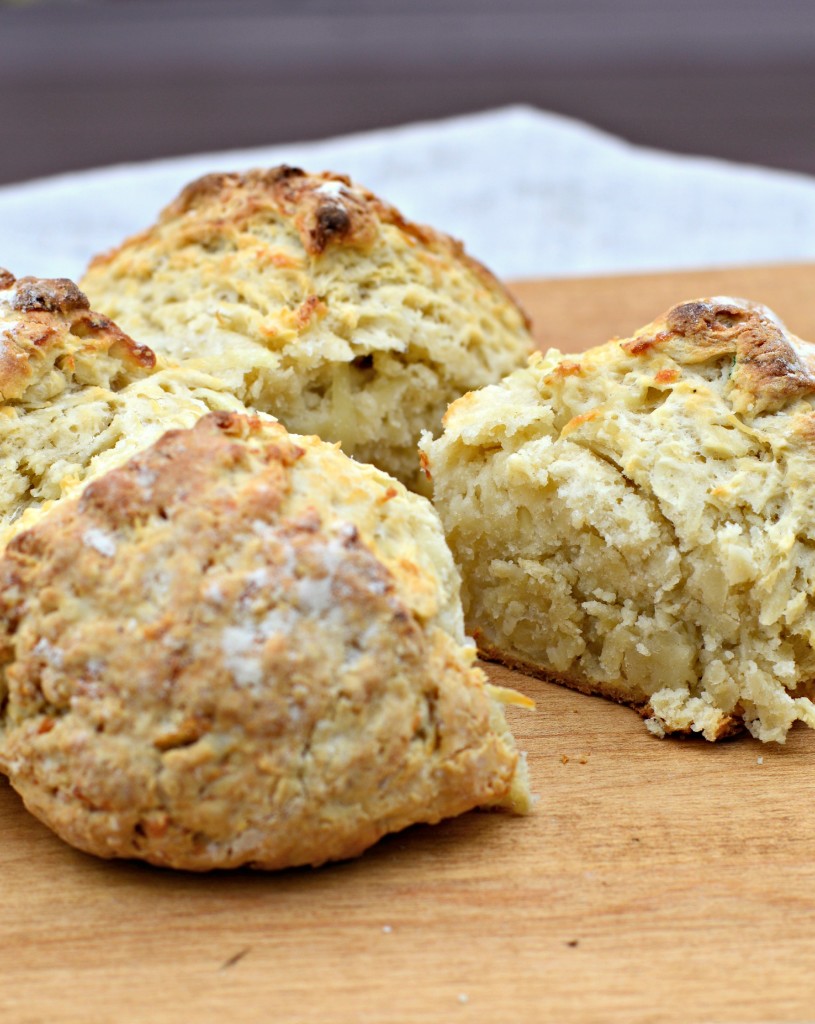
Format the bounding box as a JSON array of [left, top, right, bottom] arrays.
[[2, 105, 815, 282]]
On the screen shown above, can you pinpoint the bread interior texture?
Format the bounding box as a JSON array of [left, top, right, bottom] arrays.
[[423, 299, 815, 742]]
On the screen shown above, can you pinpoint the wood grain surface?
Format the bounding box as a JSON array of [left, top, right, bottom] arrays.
[[510, 262, 815, 354], [3, 265, 815, 1024]]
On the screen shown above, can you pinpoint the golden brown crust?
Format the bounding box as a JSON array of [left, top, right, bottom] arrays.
[[11, 276, 90, 314], [0, 274, 155, 403], [89, 165, 529, 326], [0, 412, 524, 870], [624, 297, 815, 414], [75, 409, 304, 532]]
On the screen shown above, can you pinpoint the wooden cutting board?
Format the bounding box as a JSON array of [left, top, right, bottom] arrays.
[[3, 264, 815, 1024]]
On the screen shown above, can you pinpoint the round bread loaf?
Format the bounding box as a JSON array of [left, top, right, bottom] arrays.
[[421, 297, 815, 743], [0, 411, 530, 870], [0, 270, 251, 546], [79, 167, 534, 488]]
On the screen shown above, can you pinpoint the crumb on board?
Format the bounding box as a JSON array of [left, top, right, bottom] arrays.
[[219, 947, 251, 971]]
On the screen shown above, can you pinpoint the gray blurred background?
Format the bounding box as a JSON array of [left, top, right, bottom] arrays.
[[1, 0, 814, 186]]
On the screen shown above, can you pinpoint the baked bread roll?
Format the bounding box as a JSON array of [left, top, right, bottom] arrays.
[[0, 412, 530, 870], [0, 270, 250, 545], [421, 297, 815, 743], [79, 167, 534, 488]]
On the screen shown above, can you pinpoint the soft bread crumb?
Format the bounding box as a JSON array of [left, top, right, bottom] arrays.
[[422, 297, 815, 743]]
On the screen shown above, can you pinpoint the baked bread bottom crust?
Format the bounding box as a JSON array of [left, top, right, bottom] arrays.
[[476, 636, 744, 741]]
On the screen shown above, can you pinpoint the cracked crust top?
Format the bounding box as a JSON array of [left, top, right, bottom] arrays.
[[622, 297, 815, 416], [0, 412, 528, 870], [0, 270, 155, 404], [95, 166, 529, 312]]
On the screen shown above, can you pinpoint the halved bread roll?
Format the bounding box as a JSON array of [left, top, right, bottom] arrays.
[[422, 297, 815, 742], [80, 167, 534, 488], [0, 270, 249, 546]]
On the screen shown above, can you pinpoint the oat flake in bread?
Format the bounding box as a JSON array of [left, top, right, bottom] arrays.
[[0, 412, 530, 870], [0, 270, 251, 546], [79, 166, 534, 489], [421, 297, 815, 743]]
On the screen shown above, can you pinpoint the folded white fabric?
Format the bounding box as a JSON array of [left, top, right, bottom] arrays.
[[2, 105, 815, 281]]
